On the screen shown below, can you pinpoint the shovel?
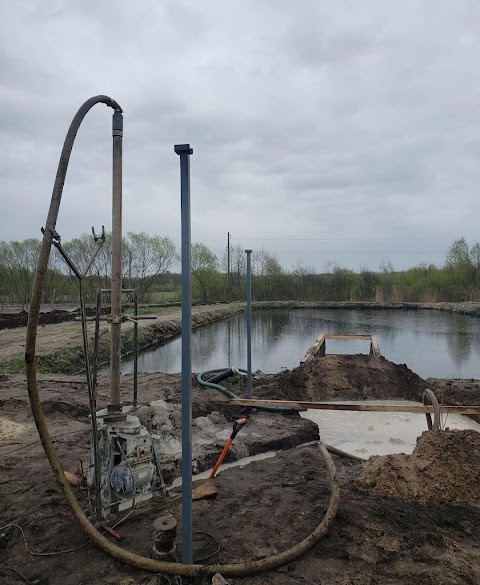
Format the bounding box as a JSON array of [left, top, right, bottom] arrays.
[[209, 418, 247, 478]]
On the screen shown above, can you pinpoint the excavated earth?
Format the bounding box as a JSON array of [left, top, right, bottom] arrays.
[[1, 349, 480, 584]]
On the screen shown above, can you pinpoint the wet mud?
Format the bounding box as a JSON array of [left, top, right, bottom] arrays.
[[1, 357, 480, 584]]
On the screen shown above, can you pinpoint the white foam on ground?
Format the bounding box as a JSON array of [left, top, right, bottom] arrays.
[[0, 417, 31, 440], [301, 400, 480, 457], [171, 451, 277, 488]]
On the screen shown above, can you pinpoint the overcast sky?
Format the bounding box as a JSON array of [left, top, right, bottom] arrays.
[[1, 1, 480, 272]]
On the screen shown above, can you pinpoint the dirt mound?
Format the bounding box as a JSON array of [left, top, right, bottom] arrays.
[[0, 307, 113, 330], [0, 309, 75, 330], [429, 378, 480, 424], [254, 354, 430, 402], [41, 400, 90, 419], [356, 430, 480, 507]]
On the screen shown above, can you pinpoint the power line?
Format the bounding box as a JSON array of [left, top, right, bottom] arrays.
[[233, 236, 480, 242], [256, 250, 446, 255]]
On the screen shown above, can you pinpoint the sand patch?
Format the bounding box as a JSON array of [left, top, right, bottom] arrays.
[[0, 417, 31, 440], [356, 429, 480, 507]]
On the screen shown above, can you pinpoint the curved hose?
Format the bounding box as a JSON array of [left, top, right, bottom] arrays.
[[25, 96, 339, 577], [325, 444, 366, 462], [422, 388, 441, 431], [197, 368, 304, 413]]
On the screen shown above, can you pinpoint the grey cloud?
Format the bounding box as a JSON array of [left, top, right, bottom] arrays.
[[1, 1, 480, 270]]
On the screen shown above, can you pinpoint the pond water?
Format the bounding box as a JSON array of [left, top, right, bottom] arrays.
[[121, 308, 480, 379]]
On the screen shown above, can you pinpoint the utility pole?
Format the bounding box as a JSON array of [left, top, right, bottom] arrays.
[[227, 232, 231, 276], [128, 250, 132, 290]]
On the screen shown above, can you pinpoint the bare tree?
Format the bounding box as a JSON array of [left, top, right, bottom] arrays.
[[124, 232, 177, 301], [191, 243, 219, 303]]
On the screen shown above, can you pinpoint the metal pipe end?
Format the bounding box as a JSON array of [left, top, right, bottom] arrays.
[[174, 144, 193, 155], [112, 110, 123, 135]]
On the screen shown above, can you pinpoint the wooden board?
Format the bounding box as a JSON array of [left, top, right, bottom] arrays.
[[323, 334, 373, 340], [229, 398, 480, 415], [300, 333, 382, 362]]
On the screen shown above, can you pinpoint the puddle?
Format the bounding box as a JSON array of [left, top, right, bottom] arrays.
[[171, 451, 276, 488], [0, 417, 31, 440], [301, 400, 480, 457]]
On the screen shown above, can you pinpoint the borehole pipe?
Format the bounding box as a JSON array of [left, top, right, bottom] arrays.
[[109, 108, 123, 414], [25, 96, 340, 578]]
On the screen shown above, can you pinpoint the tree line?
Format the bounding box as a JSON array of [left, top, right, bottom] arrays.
[[1, 234, 480, 307]]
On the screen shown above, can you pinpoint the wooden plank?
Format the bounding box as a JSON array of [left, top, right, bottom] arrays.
[[317, 334, 326, 357], [370, 335, 381, 357], [301, 334, 325, 363], [301, 333, 381, 363], [229, 398, 480, 415], [323, 334, 374, 340]]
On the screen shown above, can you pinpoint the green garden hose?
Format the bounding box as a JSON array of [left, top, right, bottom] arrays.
[[197, 368, 305, 413]]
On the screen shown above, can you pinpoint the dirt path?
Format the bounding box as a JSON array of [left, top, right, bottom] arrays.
[[0, 303, 244, 370]]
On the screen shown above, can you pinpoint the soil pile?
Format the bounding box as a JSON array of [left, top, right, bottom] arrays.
[[136, 398, 318, 482], [356, 429, 480, 507], [0, 309, 77, 330], [138, 400, 234, 480], [429, 378, 480, 424], [255, 354, 430, 402]]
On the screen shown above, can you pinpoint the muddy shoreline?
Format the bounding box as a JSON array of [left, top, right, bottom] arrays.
[[2, 300, 480, 375], [0, 304, 245, 374], [2, 300, 480, 332]]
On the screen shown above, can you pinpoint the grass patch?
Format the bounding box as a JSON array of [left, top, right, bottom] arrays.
[[0, 356, 52, 374], [149, 291, 179, 303], [124, 306, 175, 315]]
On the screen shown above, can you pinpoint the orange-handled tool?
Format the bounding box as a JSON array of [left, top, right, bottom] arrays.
[[104, 526, 121, 540], [209, 418, 247, 478]]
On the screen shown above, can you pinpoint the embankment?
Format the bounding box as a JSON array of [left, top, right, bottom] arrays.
[[251, 300, 480, 317], [0, 304, 245, 374]]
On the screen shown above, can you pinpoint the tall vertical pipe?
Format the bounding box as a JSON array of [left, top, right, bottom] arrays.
[[245, 249, 252, 399], [175, 143, 194, 564], [133, 290, 138, 407], [109, 110, 123, 413]]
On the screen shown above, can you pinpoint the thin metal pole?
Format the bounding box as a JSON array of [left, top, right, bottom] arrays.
[[245, 249, 252, 399], [79, 279, 102, 518], [133, 290, 138, 407], [175, 143, 194, 564], [92, 290, 102, 399], [109, 110, 123, 413]]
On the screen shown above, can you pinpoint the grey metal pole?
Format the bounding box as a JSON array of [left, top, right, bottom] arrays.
[[133, 290, 138, 407], [175, 143, 194, 564], [245, 249, 252, 399], [109, 109, 123, 414]]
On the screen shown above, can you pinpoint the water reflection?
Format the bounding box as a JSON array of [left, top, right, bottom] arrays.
[[121, 309, 480, 379]]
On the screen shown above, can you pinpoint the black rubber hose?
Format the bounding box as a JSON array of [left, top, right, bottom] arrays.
[[207, 368, 234, 385]]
